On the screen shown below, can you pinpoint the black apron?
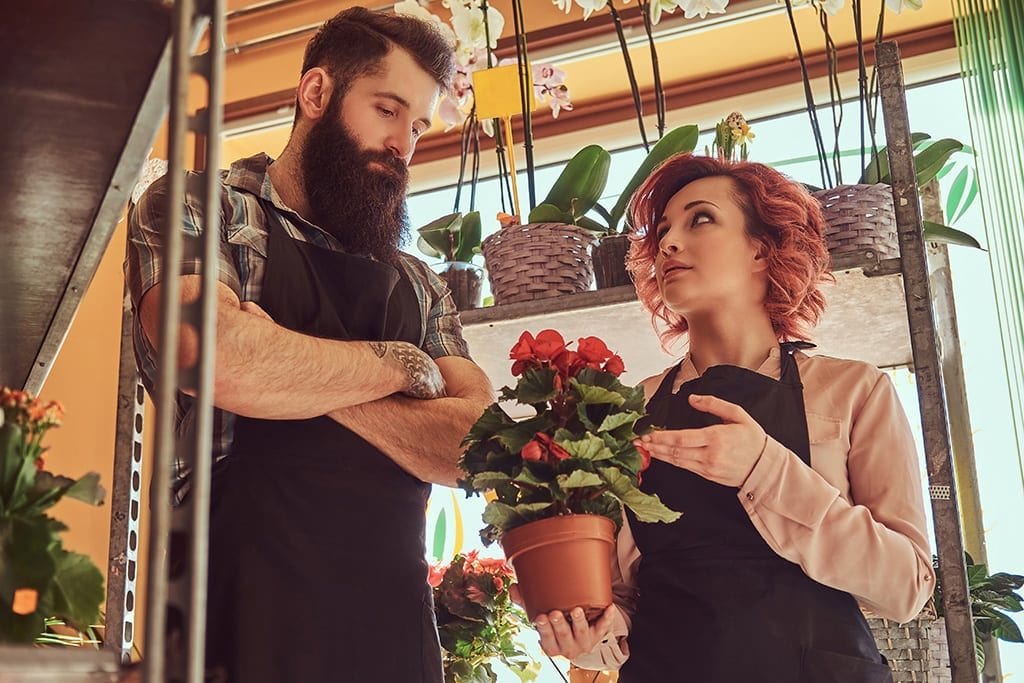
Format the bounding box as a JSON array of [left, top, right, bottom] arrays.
[[202, 209, 443, 682], [621, 343, 891, 683]]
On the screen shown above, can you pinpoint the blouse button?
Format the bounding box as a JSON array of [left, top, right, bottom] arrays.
[[745, 492, 755, 501]]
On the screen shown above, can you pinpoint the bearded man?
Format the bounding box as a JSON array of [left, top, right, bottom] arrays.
[[126, 8, 492, 682]]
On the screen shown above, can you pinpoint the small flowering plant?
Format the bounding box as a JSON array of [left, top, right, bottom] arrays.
[[459, 330, 680, 545], [430, 551, 540, 683], [0, 388, 105, 643]]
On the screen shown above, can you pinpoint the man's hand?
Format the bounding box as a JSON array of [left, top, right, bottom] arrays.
[[369, 341, 446, 400]]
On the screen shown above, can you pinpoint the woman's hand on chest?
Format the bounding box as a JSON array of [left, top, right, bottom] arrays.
[[635, 393, 769, 487]]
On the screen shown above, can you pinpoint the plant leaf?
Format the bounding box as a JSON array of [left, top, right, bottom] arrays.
[[572, 382, 626, 407], [557, 433, 615, 461], [526, 203, 573, 224], [597, 411, 641, 433], [416, 211, 462, 260], [608, 124, 699, 232], [914, 138, 964, 188], [471, 472, 513, 490], [923, 221, 982, 249], [557, 471, 604, 489], [597, 467, 681, 523], [863, 133, 931, 184], [454, 210, 482, 263], [49, 550, 104, 628], [944, 166, 970, 222], [953, 171, 980, 224], [64, 472, 105, 506], [535, 145, 611, 221], [516, 369, 558, 405]]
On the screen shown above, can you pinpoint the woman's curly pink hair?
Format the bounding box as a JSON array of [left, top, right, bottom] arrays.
[[626, 153, 833, 348]]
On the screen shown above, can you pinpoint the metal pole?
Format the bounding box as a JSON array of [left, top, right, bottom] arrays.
[[145, 0, 194, 680], [105, 271, 145, 663], [876, 40, 978, 683], [185, 0, 224, 679]]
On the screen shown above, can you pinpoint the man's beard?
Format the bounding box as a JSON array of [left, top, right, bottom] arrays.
[[300, 95, 410, 265]]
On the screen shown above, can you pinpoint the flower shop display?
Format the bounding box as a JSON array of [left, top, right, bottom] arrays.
[[430, 551, 540, 683], [0, 388, 105, 643], [458, 331, 680, 621]]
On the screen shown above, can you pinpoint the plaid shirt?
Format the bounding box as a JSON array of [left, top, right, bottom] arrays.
[[125, 153, 472, 503]]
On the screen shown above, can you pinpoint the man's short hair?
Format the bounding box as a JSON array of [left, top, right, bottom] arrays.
[[297, 6, 455, 121]]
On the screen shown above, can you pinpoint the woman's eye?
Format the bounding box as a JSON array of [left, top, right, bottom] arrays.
[[656, 225, 669, 241], [692, 212, 712, 226]]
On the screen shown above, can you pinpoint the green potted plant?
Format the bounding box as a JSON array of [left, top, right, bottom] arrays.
[[0, 388, 105, 644], [933, 554, 1023, 671], [430, 551, 540, 683], [417, 210, 486, 311], [526, 125, 700, 289], [458, 330, 680, 622]]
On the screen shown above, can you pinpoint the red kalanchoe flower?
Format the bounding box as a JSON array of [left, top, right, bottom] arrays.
[[553, 349, 585, 379], [428, 563, 446, 588]]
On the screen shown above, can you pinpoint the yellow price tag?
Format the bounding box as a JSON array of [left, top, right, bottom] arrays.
[[472, 63, 536, 120]]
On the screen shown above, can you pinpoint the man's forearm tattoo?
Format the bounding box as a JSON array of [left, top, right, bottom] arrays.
[[390, 343, 443, 399], [369, 341, 388, 358]]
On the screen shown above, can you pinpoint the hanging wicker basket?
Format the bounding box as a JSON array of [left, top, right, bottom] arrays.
[[813, 184, 899, 263], [481, 222, 595, 305]]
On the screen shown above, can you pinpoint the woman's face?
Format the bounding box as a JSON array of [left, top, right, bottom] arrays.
[[653, 175, 768, 319]]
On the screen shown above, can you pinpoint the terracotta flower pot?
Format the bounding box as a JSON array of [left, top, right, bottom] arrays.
[[500, 514, 615, 623], [432, 261, 484, 311]]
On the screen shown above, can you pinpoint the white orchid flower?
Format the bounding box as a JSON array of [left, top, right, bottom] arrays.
[[574, 0, 610, 20], [678, 0, 730, 19], [649, 0, 681, 24], [394, 0, 457, 44], [552, 0, 574, 12], [449, 1, 505, 51], [885, 0, 923, 12]]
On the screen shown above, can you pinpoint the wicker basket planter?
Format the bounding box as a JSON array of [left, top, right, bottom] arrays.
[[868, 610, 951, 682], [481, 222, 595, 305], [813, 184, 899, 263], [592, 234, 631, 289], [432, 261, 484, 312]]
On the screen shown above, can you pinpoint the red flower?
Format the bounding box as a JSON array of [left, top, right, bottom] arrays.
[[509, 332, 536, 361], [603, 354, 625, 377], [521, 440, 545, 462], [536, 433, 572, 461], [35, 457, 45, 472], [553, 350, 585, 379], [428, 563, 446, 588], [577, 336, 613, 364], [533, 330, 567, 361], [511, 359, 535, 377]]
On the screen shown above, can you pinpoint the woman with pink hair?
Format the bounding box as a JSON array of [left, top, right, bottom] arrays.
[[530, 154, 933, 681]]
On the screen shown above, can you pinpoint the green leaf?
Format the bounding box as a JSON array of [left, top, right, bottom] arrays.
[[49, 550, 104, 628], [557, 471, 604, 489], [952, 170, 980, 224], [64, 472, 105, 506], [914, 138, 964, 187], [416, 211, 462, 260], [536, 145, 611, 219], [454, 211, 482, 263], [471, 472, 513, 490], [516, 368, 558, 405], [944, 166, 970, 222], [862, 133, 931, 184], [990, 610, 1023, 643], [597, 467, 681, 523], [557, 433, 615, 461], [923, 221, 982, 249], [572, 382, 626, 407], [608, 125, 699, 232], [597, 411, 641, 433], [575, 215, 609, 233], [416, 236, 444, 260], [482, 502, 523, 531], [526, 202, 573, 224]]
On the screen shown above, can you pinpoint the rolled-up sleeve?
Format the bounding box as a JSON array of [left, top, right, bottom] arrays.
[[738, 372, 934, 622], [125, 172, 242, 311]]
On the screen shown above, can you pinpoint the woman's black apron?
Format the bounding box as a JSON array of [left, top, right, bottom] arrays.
[[621, 344, 891, 682], [202, 209, 443, 682]]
